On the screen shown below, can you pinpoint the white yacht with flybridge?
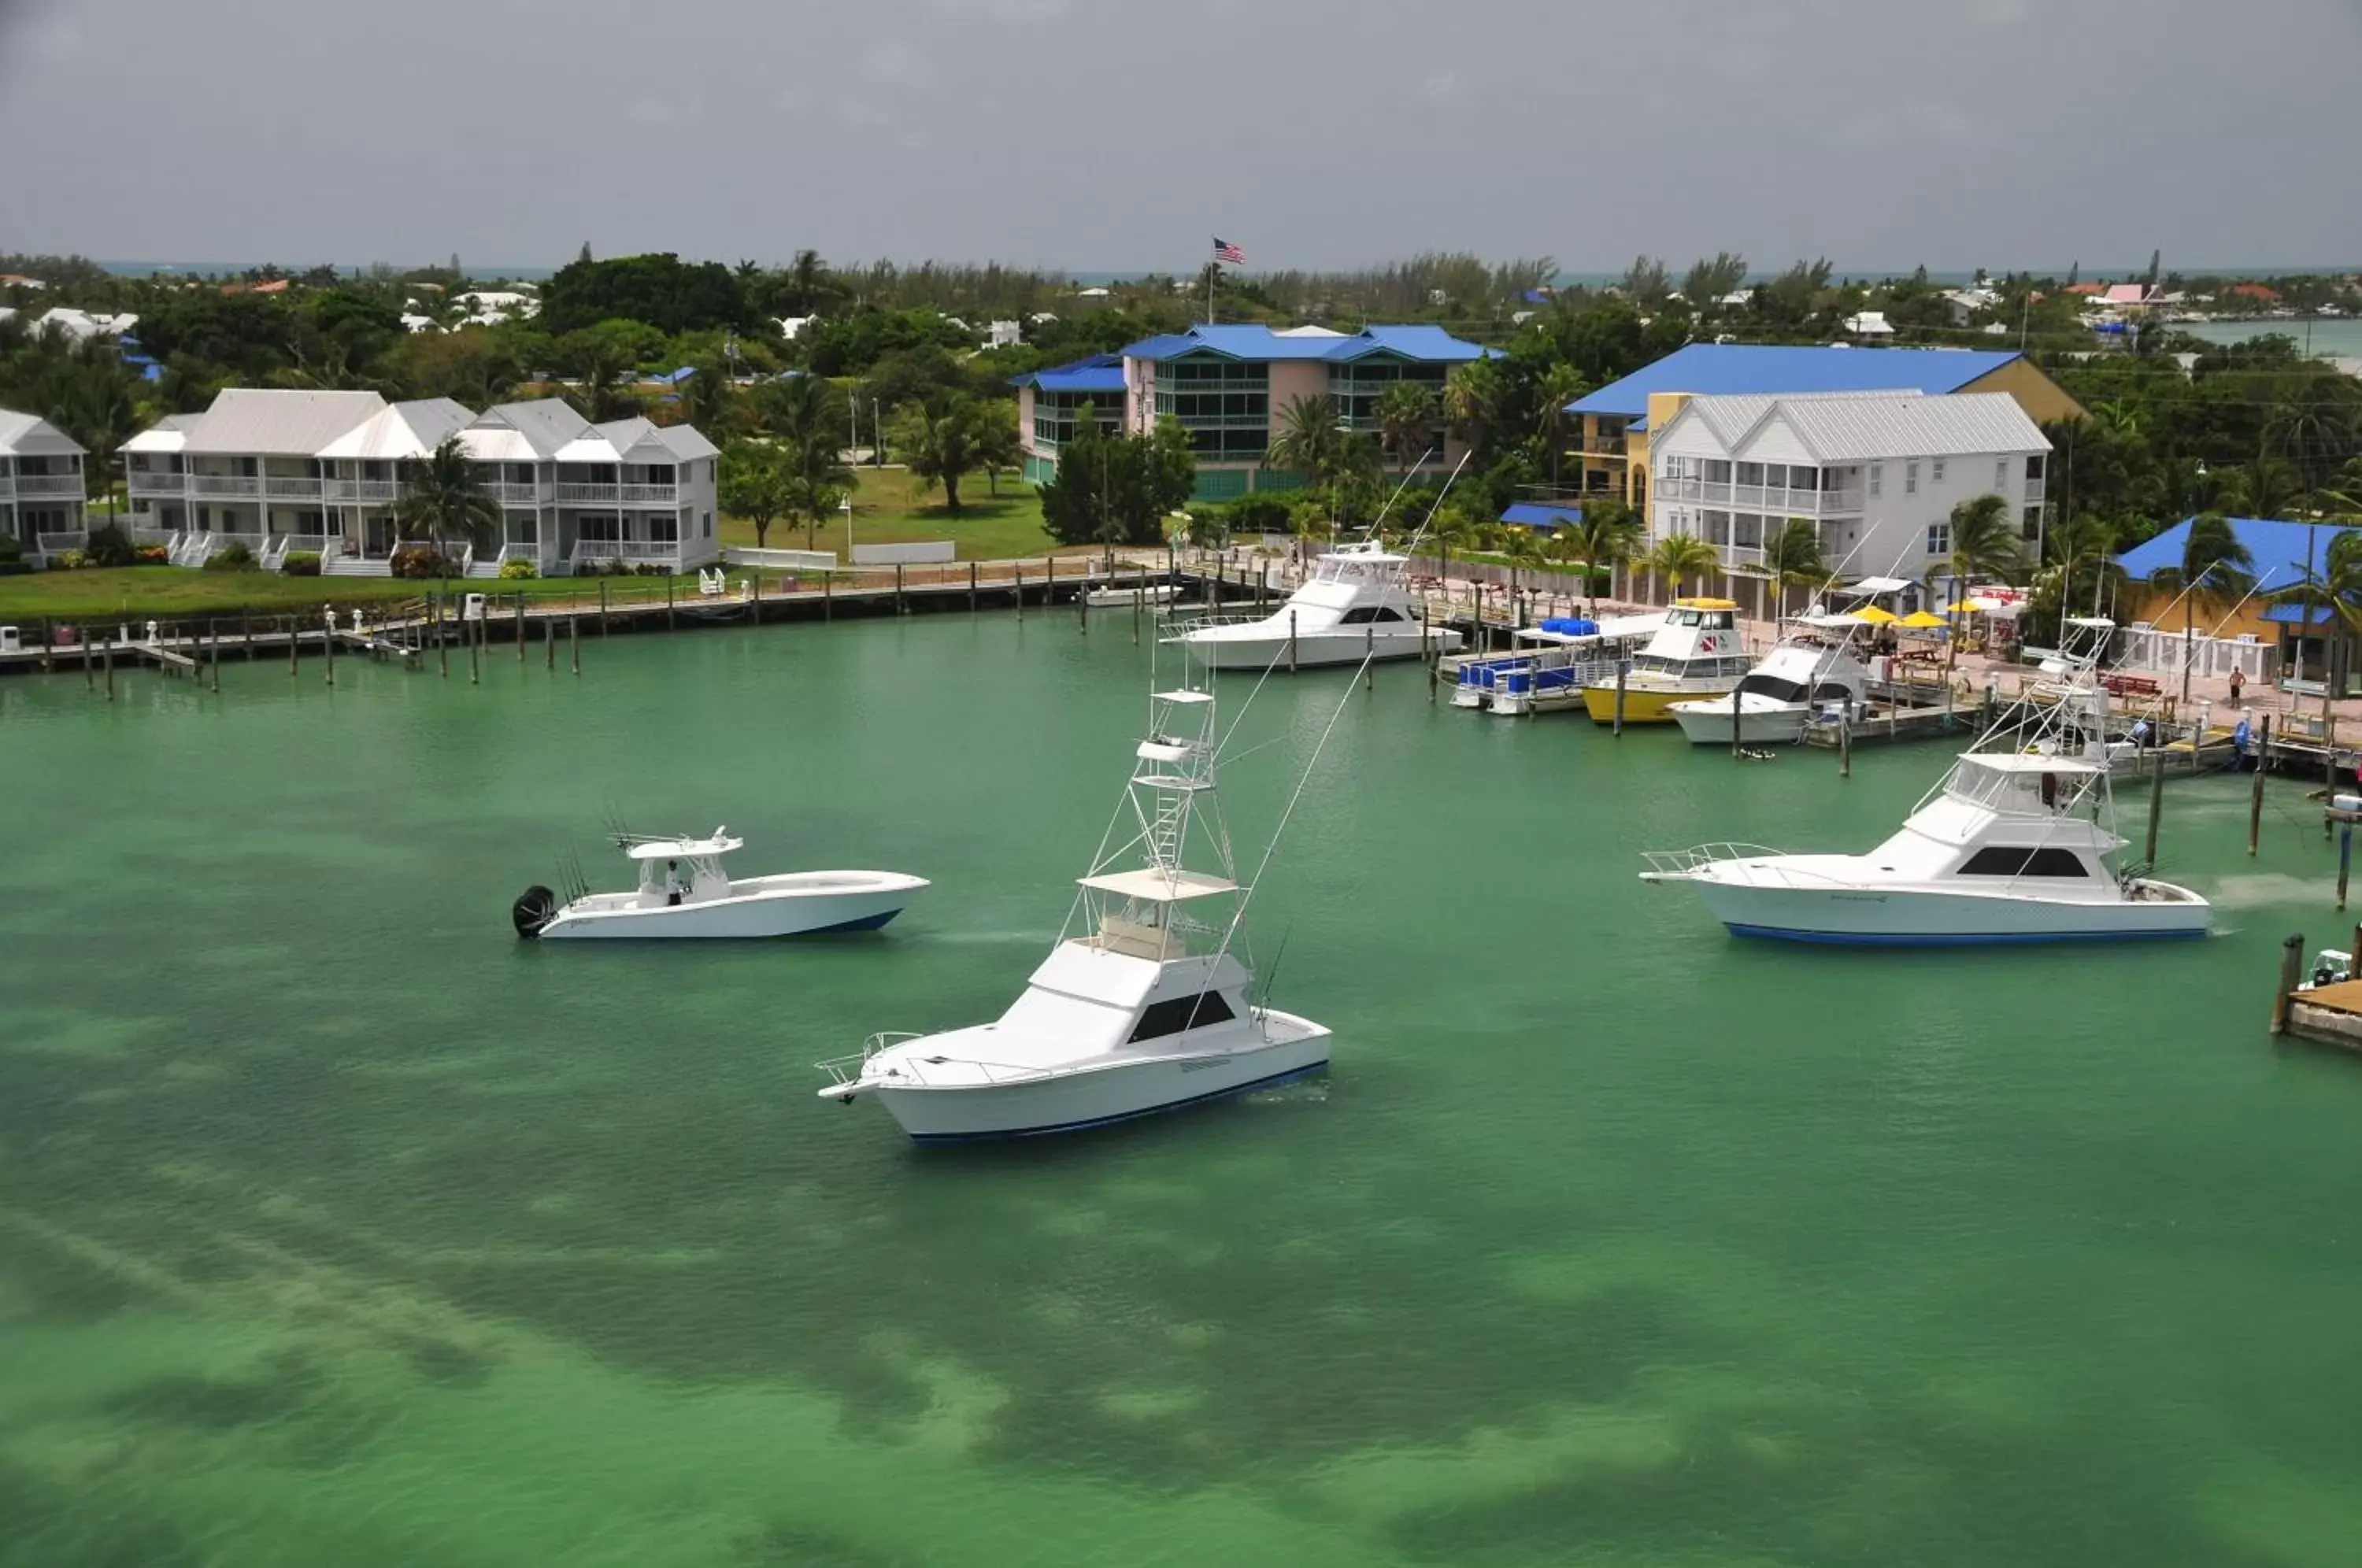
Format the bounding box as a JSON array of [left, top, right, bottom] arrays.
[[1641, 619, 2211, 944], [1668, 612, 1874, 745], [816, 683, 1331, 1140], [1171, 538, 1460, 670]]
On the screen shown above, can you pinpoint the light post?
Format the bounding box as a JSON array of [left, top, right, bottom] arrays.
[[840, 495, 853, 564]]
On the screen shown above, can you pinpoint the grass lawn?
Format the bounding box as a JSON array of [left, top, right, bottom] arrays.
[[722, 468, 1090, 562]]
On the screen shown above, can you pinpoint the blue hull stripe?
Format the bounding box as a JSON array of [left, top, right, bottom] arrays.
[[802, 909, 901, 935], [1726, 923, 2207, 947], [906, 1060, 1329, 1145]]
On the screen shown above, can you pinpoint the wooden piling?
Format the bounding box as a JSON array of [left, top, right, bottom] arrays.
[[1839, 712, 1853, 778], [2341, 823, 2353, 912], [546, 614, 556, 669], [470, 612, 480, 685], [2144, 752, 2164, 866], [1364, 625, 1374, 693], [82, 636, 92, 689], [209, 624, 220, 692], [42, 616, 54, 672], [895, 561, 905, 616], [2271, 933, 2305, 1034], [666, 574, 676, 631], [1132, 581, 1141, 645], [1014, 566, 1023, 621], [1612, 659, 1628, 738], [598, 577, 609, 635], [1078, 568, 1088, 634], [288, 616, 298, 675], [969, 560, 979, 613], [438, 592, 450, 677], [824, 568, 832, 620], [324, 617, 335, 686], [516, 594, 526, 660], [104, 638, 114, 700], [2250, 716, 2271, 856], [750, 571, 761, 626], [570, 612, 579, 675], [1289, 608, 1298, 674]]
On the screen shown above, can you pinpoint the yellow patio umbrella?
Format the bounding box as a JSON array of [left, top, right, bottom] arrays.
[[1897, 610, 1949, 630], [1853, 605, 1900, 625]]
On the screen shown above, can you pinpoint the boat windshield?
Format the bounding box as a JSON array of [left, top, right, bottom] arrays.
[[1736, 674, 1811, 702]]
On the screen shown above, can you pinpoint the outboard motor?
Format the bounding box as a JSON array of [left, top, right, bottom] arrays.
[[513, 885, 558, 939]]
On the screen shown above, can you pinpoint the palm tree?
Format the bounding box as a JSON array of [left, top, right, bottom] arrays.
[[1644, 534, 1721, 600], [1442, 359, 1506, 457], [2275, 529, 2362, 708], [1760, 518, 1827, 618], [2034, 512, 2127, 626], [680, 355, 738, 436], [2152, 512, 2254, 708], [1925, 492, 2024, 612], [1373, 382, 1438, 473], [1501, 526, 1547, 621], [762, 374, 855, 546], [1269, 394, 1347, 493], [394, 435, 502, 563], [2216, 455, 2299, 520], [1532, 364, 1586, 488], [1554, 498, 1643, 612]]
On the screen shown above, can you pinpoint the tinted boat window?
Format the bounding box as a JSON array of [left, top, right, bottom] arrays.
[[1129, 992, 1238, 1042], [1958, 846, 2090, 878]]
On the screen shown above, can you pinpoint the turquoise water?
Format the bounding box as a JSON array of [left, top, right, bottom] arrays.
[[4, 615, 2361, 1566]]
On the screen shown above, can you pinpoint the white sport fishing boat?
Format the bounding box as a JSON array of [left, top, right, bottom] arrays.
[[1640, 619, 2211, 945], [817, 684, 1332, 1141], [1172, 538, 1461, 670], [1668, 612, 1873, 745], [1084, 581, 1179, 609], [513, 829, 927, 939]]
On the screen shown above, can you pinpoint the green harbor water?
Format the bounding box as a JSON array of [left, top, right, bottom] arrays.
[[5, 614, 2362, 1566]]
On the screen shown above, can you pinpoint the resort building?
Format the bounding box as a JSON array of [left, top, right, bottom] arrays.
[[1563, 344, 2085, 512], [1016, 324, 1495, 502], [1010, 353, 1128, 486], [1647, 390, 2050, 582], [2116, 516, 2353, 687], [120, 390, 720, 576], [0, 409, 88, 567]]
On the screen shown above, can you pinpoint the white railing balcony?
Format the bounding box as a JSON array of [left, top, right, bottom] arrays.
[[557, 482, 620, 503], [191, 474, 262, 497], [1817, 488, 1864, 512], [128, 470, 186, 495], [16, 472, 84, 497], [2024, 479, 2045, 503], [570, 538, 681, 565], [620, 483, 678, 505], [485, 481, 547, 505], [264, 475, 324, 499], [324, 478, 402, 502]]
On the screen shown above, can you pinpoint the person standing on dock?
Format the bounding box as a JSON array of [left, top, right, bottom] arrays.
[[2229, 668, 2245, 706]]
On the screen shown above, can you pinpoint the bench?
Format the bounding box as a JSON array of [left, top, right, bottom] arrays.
[[2102, 673, 2161, 698]]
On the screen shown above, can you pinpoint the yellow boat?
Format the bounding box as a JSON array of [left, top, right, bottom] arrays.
[[1579, 597, 1753, 724]]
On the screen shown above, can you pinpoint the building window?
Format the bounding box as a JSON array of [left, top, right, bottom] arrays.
[[1736, 461, 1765, 487], [1995, 459, 2008, 489], [703, 511, 713, 538], [1931, 458, 1946, 483], [1926, 522, 1950, 555], [2023, 506, 2042, 541], [649, 516, 679, 544], [1868, 464, 1883, 497], [1905, 460, 1920, 495], [1154, 355, 1271, 461], [1703, 459, 1731, 485], [2025, 454, 2045, 479]]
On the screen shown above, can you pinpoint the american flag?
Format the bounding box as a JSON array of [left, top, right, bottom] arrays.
[[1212, 237, 1245, 266]]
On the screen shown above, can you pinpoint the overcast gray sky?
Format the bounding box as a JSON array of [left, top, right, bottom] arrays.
[[2, 0, 2357, 275]]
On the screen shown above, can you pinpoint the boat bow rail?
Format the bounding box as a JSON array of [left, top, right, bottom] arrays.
[[1640, 843, 1835, 885]]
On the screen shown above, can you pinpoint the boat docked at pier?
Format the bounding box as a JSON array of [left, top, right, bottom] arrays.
[[1449, 613, 1667, 716], [513, 829, 927, 939], [1668, 612, 1873, 745], [1640, 619, 2211, 945], [1577, 598, 1753, 724], [816, 684, 1331, 1141], [1171, 538, 1460, 671]]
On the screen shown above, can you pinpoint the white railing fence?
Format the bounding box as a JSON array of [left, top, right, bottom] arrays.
[[2115, 626, 2276, 683]]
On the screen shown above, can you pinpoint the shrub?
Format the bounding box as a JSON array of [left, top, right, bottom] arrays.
[[635, 561, 669, 576], [202, 540, 257, 571], [390, 543, 450, 579], [83, 523, 135, 568], [1223, 495, 1294, 536], [282, 550, 322, 577], [134, 544, 168, 564], [497, 557, 539, 579], [52, 549, 88, 571], [0, 534, 20, 564]]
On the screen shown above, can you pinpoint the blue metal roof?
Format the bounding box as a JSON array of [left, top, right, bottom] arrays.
[[1501, 502, 1583, 532], [1009, 353, 1126, 395], [1564, 343, 2026, 417], [2116, 516, 2358, 599], [1119, 324, 1492, 365]]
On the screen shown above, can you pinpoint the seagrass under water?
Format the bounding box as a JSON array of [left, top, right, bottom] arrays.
[[2, 613, 2359, 1566]]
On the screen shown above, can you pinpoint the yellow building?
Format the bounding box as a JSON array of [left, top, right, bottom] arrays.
[[1564, 344, 2086, 509]]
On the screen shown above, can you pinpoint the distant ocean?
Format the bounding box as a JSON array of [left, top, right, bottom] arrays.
[[2175, 317, 2362, 359]]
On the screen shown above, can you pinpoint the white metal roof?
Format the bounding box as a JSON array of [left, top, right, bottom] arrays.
[[1666, 390, 2048, 464], [180, 388, 387, 456], [0, 408, 85, 457], [1078, 867, 1238, 902], [315, 398, 474, 460], [474, 399, 594, 460]]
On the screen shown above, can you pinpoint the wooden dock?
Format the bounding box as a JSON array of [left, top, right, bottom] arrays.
[[2271, 933, 2362, 1054]]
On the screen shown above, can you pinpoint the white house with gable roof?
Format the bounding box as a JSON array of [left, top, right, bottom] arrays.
[[0, 409, 88, 567], [117, 390, 722, 576], [1649, 390, 2050, 585]]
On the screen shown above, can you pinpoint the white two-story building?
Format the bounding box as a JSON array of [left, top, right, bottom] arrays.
[[0, 409, 88, 566], [1648, 390, 2049, 586], [121, 390, 720, 576]]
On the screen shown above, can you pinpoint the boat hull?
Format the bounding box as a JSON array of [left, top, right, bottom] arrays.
[[1668, 700, 1812, 746], [1682, 878, 2211, 945], [539, 875, 925, 939], [1180, 628, 1459, 671], [857, 1025, 1332, 1143], [1579, 682, 1737, 724]]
